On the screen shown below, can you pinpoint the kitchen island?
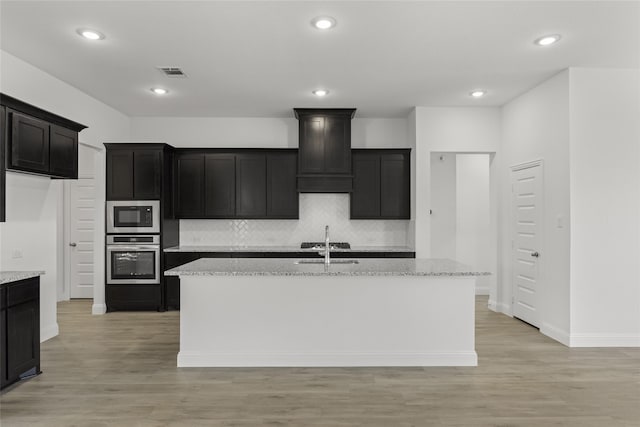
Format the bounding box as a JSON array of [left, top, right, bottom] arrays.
[[165, 258, 488, 368]]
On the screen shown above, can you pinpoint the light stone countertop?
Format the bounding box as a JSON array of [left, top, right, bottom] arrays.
[[0, 271, 45, 285], [164, 245, 415, 253], [165, 258, 489, 277]]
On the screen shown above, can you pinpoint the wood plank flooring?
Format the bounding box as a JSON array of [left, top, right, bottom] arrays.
[[1, 297, 639, 426]]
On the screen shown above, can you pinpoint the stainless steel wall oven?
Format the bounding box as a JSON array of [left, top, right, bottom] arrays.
[[106, 235, 160, 285]]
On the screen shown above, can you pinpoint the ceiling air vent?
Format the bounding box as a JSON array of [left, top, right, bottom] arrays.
[[157, 67, 187, 78]]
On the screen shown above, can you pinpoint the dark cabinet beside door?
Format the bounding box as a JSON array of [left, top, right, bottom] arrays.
[[105, 145, 166, 201], [1, 277, 41, 391], [49, 125, 78, 178], [9, 111, 50, 174], [351, 149, 410, 219], [1, 94, 85, 182]]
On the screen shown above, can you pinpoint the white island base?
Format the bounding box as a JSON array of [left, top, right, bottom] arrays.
[[178, 274, 477, 367]]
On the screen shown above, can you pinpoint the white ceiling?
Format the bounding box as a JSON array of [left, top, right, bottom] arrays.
[[1, 1, 638, 118]]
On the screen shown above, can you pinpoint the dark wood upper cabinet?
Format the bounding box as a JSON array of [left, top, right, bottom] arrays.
[[175, 153, 205, 218], [380, 153, 410, 218], [204, 154, 235, 218], [133, 150, 162, 199], [8, 111, 50, 174], [236, 154, 266, 218], [1, 105, 6, 222], [106, 149, 134, 199], [351, 149, 410, 220], [105, 144, 168, 201], [294, 108, 356, 193], [1, 94, 86, 181], [351, 152, 381, 218], [49, 125, 78, 178], [174, 149, 298, 220], [267, 151, 298, 218]]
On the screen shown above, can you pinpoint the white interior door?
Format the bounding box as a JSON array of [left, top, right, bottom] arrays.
[[511, 162, 543, 327], [68, 176, 96, 299]]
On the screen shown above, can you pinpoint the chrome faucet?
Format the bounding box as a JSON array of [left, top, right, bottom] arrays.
[[324, 225, 330, 266]]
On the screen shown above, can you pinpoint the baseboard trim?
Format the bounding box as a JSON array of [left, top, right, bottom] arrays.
[[495, 301, 512, 316], [40, 323, 59, 343], [569, 333, 640, 348], [177, 351, 478, 368], [540, 322, 570, 346], [92, 303, 107, 315]]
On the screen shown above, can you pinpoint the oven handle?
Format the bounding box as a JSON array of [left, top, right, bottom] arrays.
[[107, 245, 160, 251]]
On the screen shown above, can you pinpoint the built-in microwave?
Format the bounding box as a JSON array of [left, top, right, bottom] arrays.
[[106, 200, 160, 234]]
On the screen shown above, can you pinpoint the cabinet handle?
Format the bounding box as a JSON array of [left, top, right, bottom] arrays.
[[531, 251, 539, 258], [69, 242, 77, 247]]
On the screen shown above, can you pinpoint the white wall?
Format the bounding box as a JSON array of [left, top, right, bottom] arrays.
[[413, 107, 500, 304], [131, 116, 412, 247], [501, 70, 571, 343], [456, 154, 491, 294], [0, 50, 131, 335], [568, 68, 640, 346], [430, 153, 457, 259]]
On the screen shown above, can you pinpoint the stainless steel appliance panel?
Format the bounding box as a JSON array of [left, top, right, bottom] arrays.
[[106, 200, 160, 234]]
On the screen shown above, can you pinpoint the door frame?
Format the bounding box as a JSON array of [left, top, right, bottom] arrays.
[[510, 159, 544, 324]]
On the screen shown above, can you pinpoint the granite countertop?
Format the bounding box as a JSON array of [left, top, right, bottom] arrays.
[[164, 245, 415, 253], [0, 271, 45, 285], [165, 258, 489, 277]]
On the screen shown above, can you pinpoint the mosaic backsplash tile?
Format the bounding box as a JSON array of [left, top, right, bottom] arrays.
[[180, 194, 410, 247]]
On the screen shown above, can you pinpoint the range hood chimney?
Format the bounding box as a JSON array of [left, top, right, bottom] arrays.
[[294, 108, 356, 193]]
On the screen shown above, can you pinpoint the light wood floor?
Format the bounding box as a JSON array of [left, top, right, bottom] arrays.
[[1, 297, 638, 427]]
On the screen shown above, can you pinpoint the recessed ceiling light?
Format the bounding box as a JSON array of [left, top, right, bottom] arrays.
[[311, 16, 336, 30], [534, 34, 561, 46], [313, 89, 329, 97], [76, 28, 105, 40], [470, 90, 487, 98], [150, 88, 168, 95]]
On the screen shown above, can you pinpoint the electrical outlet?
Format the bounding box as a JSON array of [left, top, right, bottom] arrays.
[[11, 249, 23, 259]]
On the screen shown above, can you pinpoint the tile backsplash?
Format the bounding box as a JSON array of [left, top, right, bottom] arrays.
[[180, 194, 411, 247]]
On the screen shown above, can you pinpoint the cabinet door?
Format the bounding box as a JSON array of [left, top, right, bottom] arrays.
[[351, 152, 380, 218], [380, 153, 410, 219], [0, 305, 6, 388], [176, 154, 205, 218], [133, 150, 162, 199], [267, 152, 298, 218], [235, 154, 266, 218], [1, 106, 6, 222], [106, 150, 134, 200], [323, 116, 351, 174], [6, 299, 39, 381], [298, 116, 325, 174], [9, 111, 50, 174], [49, 124, 78, 178], [204, 154, 235, 218]]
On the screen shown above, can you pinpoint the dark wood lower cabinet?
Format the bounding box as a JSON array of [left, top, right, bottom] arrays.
[[106, 285, 162, 312], [1, 276, 41, 391]]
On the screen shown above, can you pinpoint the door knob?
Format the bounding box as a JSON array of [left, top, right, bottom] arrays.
[[531, 251, 539, 258], [69, 242, 77, 247]]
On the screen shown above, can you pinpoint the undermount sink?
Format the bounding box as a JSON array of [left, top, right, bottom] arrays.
[[295, 259, 360, 265]]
